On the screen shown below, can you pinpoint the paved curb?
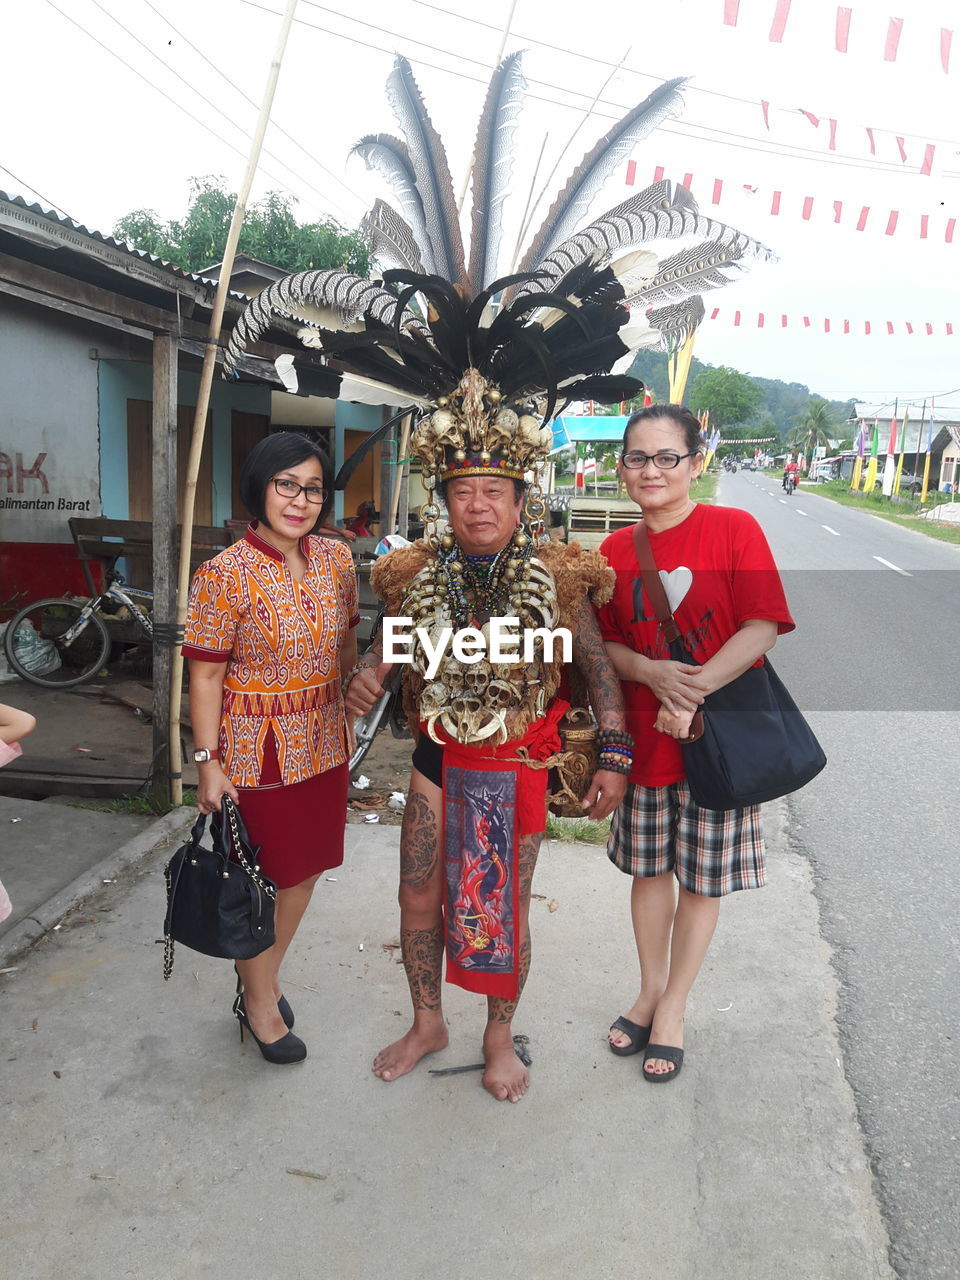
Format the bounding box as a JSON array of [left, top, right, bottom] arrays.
[[0, 805, 196, 969]]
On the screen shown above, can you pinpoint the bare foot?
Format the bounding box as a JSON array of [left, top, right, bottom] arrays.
[[644, 1003, 685, 1078], [482, 1030, 529, 1103], [372, 1020, 448, 1081], [608, 991, 662, 1050]]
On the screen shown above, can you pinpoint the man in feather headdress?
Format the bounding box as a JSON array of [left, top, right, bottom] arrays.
[[221, 51, 775, 1100], [345, 372, 632, 1102]]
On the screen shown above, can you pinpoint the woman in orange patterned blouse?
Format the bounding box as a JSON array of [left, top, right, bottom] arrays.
[[183, 433, 360, 1065]]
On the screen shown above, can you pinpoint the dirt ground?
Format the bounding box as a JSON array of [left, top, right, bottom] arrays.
[[346, 723, 414, 828]]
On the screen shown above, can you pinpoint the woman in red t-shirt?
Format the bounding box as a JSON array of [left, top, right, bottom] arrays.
[[595, 403, 794, 1083]]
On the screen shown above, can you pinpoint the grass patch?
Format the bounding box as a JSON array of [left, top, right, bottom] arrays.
[[545, 813, 611, 845], [808, 481, 960, 546], [693, 472, 718, 504], [72, 789, 199, 817]]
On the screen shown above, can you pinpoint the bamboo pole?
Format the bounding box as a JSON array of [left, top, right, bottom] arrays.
[[456, 0, 518, 214], [167, 0, 299, 806]]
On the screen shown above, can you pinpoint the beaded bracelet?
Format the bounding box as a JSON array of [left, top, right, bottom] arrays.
[[598, 753, 632, 776], [342, 660, 372, 692], [598, 727, 635, 750]]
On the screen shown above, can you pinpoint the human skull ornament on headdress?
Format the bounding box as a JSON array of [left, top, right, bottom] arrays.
[[410, 368, 554, 486]]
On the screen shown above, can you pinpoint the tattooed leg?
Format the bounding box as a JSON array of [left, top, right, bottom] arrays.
[[373, 769, 449, 1081], [483, 832, 542, 1103]]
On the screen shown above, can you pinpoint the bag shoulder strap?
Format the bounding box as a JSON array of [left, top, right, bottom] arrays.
[[631, 522, 682, 643]]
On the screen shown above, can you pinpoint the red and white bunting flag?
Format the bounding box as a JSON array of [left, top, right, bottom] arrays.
[[884, 17, 903, 62], [760, 100, 771, 130], [802, 196, 814, 220], [574, 456, 584, 490], [886, 211, 899, 235], [771, 190, 782, 215], [948, 323, 954, 335], [704, 309, 954, 334], [781, 314, 788, 327], [866, 127, 877, 155], [824, 318, 831, 333], [887, 321, 895, 334], [836, 7, 852, 52], [758, 312, 765, 327], [734, 310, 741, 326], [682, 172, 694, 190], [920, 144, 935, 176], [803, 316, 811, 327], [833, 200, 843, 223], [743, 184, 759, 193], [857, 206, 870, 231], [712, 178, 723, 204], [625, 159, 637, 186], [906, 322, 914, 334], [653, 165, 665, 182], [896, 136, 908, 163], [723, 0, 740, 25], [828, 118, 838, 150], [770, 0, 792, 43], [947, 218, 956, 243], [844, 319, 851, 334], [942, 29, 953, 74], [865, 321, 872, 334], [926, 322, 933, 335], [710, 307, 720, 320], [920, 214, 929, 239], [800, 109, 821, 128]]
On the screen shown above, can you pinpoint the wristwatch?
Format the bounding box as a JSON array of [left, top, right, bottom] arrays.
[[193, 748, 220, 764]]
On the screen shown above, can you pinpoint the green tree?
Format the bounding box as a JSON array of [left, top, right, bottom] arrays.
[[687, 366, 762, 429], [114, 176, 369, 276], [793, 398, 837, 456]]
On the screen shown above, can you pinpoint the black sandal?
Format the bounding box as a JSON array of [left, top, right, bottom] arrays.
[[608, 1015, 651, 1057], [642, 1043, 684, 1082]]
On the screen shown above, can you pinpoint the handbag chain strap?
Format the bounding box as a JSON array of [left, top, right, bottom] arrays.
[[223, 798, 277, 901]]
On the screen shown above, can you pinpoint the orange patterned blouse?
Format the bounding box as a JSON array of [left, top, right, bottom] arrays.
[[182, 522, 360, 788]]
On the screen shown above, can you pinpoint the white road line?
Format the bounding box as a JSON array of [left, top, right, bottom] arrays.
[[822, 525, 840, 536], [796, 510, 808, 516], [779, 498, 788, 504], [874, 555, 912, 577]]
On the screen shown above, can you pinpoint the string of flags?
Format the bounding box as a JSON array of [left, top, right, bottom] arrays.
[[721, 3, 952, 75], [703, 309, 956, 335], [625, 163, 958, 243]]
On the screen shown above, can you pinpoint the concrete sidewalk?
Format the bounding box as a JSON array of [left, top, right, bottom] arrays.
[[0, 803, 893, 1280]]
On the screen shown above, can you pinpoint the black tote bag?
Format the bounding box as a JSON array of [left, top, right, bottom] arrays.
[[633, 522, 826, 811], [162, 796, 276, 978]]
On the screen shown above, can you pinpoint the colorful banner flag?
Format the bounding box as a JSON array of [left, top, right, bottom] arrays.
[[892, 406, 908, 495], [921, 399, 935, 502], [862, 422, 880, 492], [881, 405, 898, 496], [850, 424, 865, 491]]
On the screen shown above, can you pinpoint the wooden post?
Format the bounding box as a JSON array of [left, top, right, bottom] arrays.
[[151, 332, 178, 810]]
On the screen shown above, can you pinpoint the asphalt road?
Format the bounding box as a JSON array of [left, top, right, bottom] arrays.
[[716, 471, 960, 1280]]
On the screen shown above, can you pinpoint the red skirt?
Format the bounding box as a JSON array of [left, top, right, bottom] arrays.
[[235, 730, 348, 890]]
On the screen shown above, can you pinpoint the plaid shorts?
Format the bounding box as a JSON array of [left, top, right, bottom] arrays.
[[607, 781, 765, 897]]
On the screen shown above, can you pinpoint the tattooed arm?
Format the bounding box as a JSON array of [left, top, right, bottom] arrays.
[[570, 599, 628, 820], [571, 599, 626, 732]]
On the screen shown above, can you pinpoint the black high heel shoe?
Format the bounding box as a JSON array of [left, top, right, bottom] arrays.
[[234, 965, 295, 1029], [233, 993, 307, 1065]]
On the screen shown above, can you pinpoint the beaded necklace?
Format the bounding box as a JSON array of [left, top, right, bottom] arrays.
[[439, 538, 531, 627]]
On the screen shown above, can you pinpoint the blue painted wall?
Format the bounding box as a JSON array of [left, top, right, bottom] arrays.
[[98, 360, 271, 524]]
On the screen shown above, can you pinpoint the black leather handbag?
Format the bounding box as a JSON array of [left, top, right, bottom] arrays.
[[162, 796, 276, 979], [633, 523, 826, 811]]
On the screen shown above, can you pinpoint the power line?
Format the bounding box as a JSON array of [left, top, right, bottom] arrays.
[[247, 0, 932, 180], [44, 0, 358, 226], [0, 165, 75, 221], [85, 0, 357, 221], [403, 0, 960, 152], [138, 0, 367, 210]]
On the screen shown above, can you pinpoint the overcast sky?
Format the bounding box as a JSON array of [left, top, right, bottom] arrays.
[[4, 0, 958, 407]]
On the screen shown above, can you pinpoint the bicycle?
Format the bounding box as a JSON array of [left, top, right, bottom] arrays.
[[3, 569, 154, 689], [348, 607, 410, 772]]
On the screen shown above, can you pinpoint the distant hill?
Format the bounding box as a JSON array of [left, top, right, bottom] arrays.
[[625, 349, 856, 439]]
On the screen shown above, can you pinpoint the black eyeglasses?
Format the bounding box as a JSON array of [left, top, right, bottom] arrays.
[[621, 450, 699, 470], [272, 476, 325, 504]]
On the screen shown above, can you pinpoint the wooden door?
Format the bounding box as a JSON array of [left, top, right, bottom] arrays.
[[126, 399, 213, 523], [231, 411, 269, 519]]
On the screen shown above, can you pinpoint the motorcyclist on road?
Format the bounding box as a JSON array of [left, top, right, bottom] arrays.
[[782, 459, 800, 493]]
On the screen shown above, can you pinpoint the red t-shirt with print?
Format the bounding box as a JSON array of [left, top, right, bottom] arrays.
[[595, 504, 795, 787]]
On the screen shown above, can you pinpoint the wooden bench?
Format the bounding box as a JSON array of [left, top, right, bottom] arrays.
[[68, 517, 232, 595], [566, 497, 638, 550]]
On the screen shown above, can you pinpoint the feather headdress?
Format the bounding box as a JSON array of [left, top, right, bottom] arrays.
[[224, 53, 775, 491]]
